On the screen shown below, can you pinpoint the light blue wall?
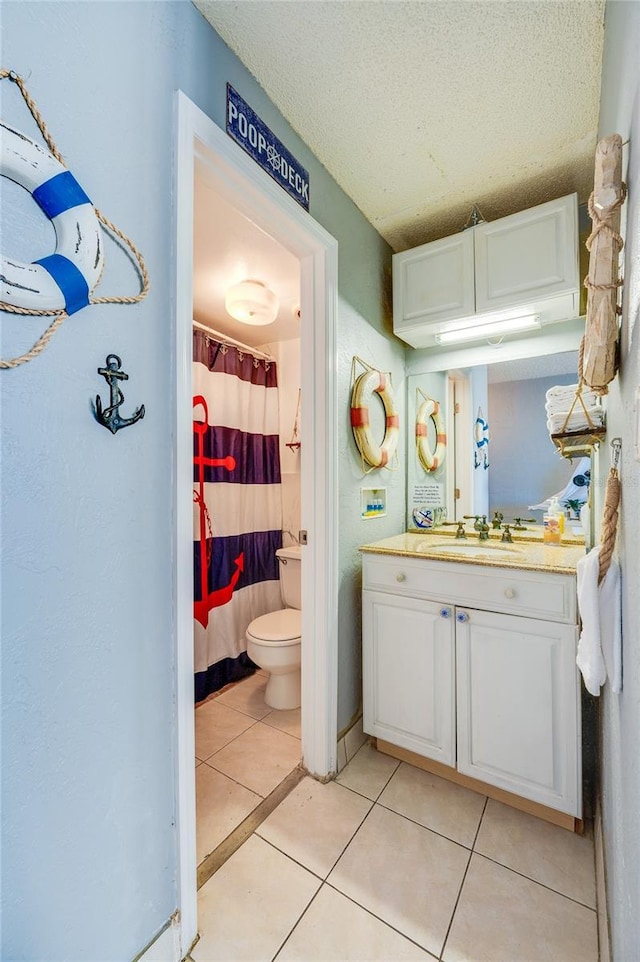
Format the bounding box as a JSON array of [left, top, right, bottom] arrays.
[[0, 2, 400, 957], [596, 3, 640, 959], [487, 374, 576, 520]]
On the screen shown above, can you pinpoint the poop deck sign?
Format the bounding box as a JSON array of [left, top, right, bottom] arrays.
[[226, 84, 310, 211]]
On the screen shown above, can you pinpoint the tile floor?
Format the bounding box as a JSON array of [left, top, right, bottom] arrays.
[[194, 703, 599, 962], [196, 670, 301, 865]]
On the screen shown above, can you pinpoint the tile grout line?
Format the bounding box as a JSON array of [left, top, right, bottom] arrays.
[[470, 851, 599, 912], [438, 795, 489, 960], [199, 713, 301, 769], [270, 884, 325, 961], [321, 878, 440, 958], [374, 799, 483, 852], [256, 789, 376, 884]]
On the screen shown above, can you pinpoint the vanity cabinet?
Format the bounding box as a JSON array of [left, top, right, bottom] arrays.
[[392, 193, 579, 348], [362, 552, 581, 818], [362, 589, 456, 766]]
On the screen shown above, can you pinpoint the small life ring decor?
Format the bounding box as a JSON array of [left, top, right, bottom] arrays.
[[474, 406, 490, 470], [1, 69, 149, 369], [350, 356, 399, 472], [415, 389, 446, 473]]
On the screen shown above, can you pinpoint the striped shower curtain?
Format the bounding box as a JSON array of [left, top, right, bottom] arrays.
[[193, 329, 283, 702]]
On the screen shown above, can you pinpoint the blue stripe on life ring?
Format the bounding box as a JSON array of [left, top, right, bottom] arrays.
[[34, 254, 90, 315], [32, 171, 92, 219]]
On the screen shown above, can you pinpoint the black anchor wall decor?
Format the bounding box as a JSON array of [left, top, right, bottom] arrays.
[[93, 354, 145, 434]]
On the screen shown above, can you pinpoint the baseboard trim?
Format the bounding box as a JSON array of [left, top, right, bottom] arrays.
[[133, 914, 181, 962], [375, 739, 580, 832], [594, 801, 611, 962]]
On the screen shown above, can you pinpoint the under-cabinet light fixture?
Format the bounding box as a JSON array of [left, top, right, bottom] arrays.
[[435, 313, 541, 345], [225, 279, 279, 326]]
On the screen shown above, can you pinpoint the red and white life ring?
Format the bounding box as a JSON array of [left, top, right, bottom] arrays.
[[1, 123, 104, 314], [350, 369, 399, 468], [416, 396, 446, 472]]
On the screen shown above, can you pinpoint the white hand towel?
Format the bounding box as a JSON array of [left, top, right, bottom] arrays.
[[576, 546, 622, 695]]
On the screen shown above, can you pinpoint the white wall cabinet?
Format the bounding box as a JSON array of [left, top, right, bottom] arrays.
[[392, 193, 579, 348], [362, 552, 581, 818]]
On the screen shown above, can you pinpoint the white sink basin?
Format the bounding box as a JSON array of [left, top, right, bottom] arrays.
[[417, 540, 523, 560]]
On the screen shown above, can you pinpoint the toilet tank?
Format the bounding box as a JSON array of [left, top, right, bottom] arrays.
[[276, 545, 302, 610]]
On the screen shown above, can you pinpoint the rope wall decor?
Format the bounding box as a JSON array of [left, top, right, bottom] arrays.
[[582, 134, 627, 394], [598, 438, 621, 586], [0, 69, 150, 369]]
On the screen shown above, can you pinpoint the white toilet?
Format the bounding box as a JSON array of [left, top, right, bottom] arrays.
[[246, 544, 302, 710]]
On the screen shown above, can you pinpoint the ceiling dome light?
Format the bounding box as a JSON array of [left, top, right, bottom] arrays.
[[225, 279, 279, 326]]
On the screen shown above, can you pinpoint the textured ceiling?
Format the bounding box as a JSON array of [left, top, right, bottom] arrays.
[[194, 0, 605, 252]]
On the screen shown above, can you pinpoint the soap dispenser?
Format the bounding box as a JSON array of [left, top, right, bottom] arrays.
[[543, 497, 564, 544]]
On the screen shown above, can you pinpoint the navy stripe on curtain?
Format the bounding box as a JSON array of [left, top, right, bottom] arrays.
[[193, 335, 279, 387], [193, 426, 281, 485], [194, 530, 282, 600], [195, 653, 258, 704]]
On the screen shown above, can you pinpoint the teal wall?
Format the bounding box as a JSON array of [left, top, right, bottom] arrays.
[[0, 2, 402, 957]]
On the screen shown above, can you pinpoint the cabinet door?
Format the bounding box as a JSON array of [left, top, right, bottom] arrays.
[[363, 590, 455, 766], [392, 230, 475, 347], [474, 193, 579, 315], [456, 608, 580, 816]]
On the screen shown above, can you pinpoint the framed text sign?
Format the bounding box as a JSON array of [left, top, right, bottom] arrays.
[[226, 85, 310, 211]]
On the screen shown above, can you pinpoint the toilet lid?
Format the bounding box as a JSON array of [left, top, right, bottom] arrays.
[[247, 608, 301, 644]]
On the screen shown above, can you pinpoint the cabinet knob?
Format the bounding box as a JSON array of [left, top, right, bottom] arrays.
[[456, 610, 469, 624], [440, 607, 451, 619], [395, 572, 406, 583], [504, 587, 517, 599]]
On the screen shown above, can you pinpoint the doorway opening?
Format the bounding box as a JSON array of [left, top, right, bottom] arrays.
[[191, 169, 305, 881], [173, 92, 339, 951], [446, 371, 472, 520]]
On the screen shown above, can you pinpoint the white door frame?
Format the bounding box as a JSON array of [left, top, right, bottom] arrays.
[[173, 91, 339, 952]]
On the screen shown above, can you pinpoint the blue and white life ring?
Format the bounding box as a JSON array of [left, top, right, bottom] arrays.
[[474, 411, 490, 448], [1, 122, 104, 314]]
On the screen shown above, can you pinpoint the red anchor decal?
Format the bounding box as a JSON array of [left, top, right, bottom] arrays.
[[193, 395, 243, 628]]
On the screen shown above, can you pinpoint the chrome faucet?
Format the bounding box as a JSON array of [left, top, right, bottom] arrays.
[[477, 516, 491, 540], [463, 514, 491, 540]]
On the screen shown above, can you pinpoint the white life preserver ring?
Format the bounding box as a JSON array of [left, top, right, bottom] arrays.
[[416, 395, 446, 472], [351, 368, 399, 468], [1, 122, 104, 314]]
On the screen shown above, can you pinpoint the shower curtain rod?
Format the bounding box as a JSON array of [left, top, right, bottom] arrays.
[[192, 320, 275, 361]]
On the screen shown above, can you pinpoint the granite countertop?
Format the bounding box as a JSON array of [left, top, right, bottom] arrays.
[[359, 531, 587, 575]]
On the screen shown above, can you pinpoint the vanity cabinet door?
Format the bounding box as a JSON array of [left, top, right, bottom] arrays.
[[455, 608, 580, 816], [363, 590, 456, 766]]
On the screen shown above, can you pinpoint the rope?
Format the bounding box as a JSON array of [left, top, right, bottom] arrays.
[[559, 340, 600, 433], [193, 488, 214, 569], [0, 69, 150, 368], [598, 468, 620, 585], [583, 184, 627, 295]]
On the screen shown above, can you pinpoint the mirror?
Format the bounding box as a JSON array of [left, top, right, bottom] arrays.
[[406, 350, 590, 536]]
